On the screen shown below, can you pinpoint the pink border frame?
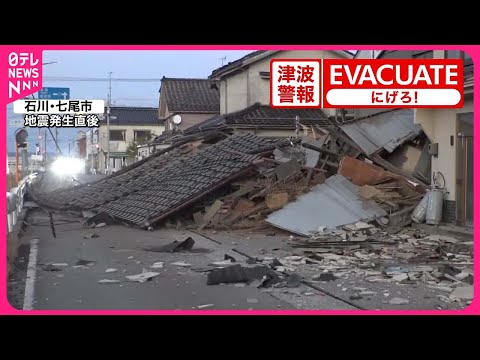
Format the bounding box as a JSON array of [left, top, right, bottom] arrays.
[[1, 44, 477, 315]]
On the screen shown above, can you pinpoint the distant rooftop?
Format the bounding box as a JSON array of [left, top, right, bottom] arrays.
[[160, 77, 220, 114], [101, 106, 159, 125]]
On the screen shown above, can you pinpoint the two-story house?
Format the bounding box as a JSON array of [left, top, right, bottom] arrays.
[[354, 49, 474, 226], [158, 77, 220, 132], [415, 51, 473, 226], [97, 106, 164, 174], [210, 50, 353, 114], [183, 50, 354, 138]]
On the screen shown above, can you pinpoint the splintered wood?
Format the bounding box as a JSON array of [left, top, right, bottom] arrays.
[[359, 180, 424, 213], [266, 193, 289, 210], [262, 173, 306, 196]]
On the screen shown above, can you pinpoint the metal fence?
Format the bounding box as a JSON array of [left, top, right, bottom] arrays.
[[6, 174, 37, 234]]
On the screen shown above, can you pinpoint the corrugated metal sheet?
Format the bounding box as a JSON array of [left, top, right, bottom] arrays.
[[266, 175, 387, 236], [340, 109, 422, 156]]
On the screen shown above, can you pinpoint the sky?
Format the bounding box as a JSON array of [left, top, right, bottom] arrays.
[[6, 50, 254, 154]]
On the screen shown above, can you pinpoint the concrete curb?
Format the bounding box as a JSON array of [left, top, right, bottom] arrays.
[[7, 208, 29, 277], [412, 222, 473, 239]]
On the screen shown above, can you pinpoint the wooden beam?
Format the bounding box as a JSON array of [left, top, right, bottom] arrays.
[[370, 154, 428, 188]]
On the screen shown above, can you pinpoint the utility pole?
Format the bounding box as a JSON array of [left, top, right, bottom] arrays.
[[106, 71, 112, 175], [15, 143, 19, 183], [55, 127, 59, 156], [44, 129, 47, 166], [295, 115, 299, 138]]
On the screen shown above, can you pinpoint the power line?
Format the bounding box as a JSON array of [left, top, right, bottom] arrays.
[[43, 76, 162, 82], [110, 98, 158, 100]]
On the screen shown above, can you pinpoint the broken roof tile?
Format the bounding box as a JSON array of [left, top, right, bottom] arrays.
[[30, 134, 284, 228]]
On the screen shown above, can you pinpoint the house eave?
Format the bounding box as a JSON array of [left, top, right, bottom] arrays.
[[211, 50, 353, 79], [167, 110, 220, 114], [230, 124, 307, 130], [99, 122, 163, 127], [210, 50, 279, 79]]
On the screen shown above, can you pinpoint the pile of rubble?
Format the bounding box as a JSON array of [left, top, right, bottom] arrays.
[[169, 219, 472, 306], [28, 108, 433, 235], [281, 221, 473, 305], [25, 111, 473, 307]]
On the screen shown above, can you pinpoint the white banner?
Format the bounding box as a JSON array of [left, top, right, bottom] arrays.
[[13, 99, 105, 114]]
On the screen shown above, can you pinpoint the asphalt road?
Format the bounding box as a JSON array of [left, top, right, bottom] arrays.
[[9, 207, 467, 311], [10, 170, 350, 311], [9, 163, 359, 312], [9, 212, 300, 310]]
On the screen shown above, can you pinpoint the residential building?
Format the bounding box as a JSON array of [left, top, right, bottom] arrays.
[[97, 106, 164, 174], [209, 50, 353, 116], [181, 50, 354, 138], [413, 50, 474, 226], [158, 77, 220, 132], [354, 49, 474, 225]]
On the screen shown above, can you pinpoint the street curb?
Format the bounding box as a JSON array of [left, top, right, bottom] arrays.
[[412, 222, 473, 239], [7, 208, 30, 277]]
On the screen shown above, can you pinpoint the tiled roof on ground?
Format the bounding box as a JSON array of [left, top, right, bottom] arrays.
[[30, 134, 284, 228], [160, 78, 220, 113], [101, 106, 159, 125]]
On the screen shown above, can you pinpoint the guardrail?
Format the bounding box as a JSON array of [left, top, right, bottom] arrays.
[[6, 174, 37, 234]]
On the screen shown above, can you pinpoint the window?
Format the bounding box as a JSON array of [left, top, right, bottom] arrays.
[[109, 130, 126, 141], [134, 130, 151, 144]]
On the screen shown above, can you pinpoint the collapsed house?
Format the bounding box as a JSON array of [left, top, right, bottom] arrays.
[[28, 106, 433, 234], [27, 109, 475, 306]]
